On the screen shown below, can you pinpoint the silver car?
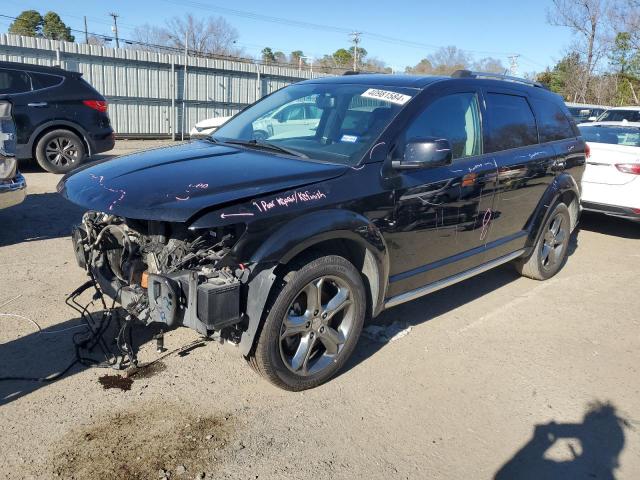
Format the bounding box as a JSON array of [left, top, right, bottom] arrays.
[[0, 99, 26, 210]]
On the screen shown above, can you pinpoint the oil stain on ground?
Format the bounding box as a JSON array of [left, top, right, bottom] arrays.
[[98, 361, 167, 391], [50, 403, 235, 479]]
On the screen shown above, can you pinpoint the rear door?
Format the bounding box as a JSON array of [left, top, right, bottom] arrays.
[[480, 89, 556, 260]]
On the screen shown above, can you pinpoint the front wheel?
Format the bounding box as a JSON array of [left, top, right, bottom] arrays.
[[248, 255, 366, 391], [515, 202, 571, 280]]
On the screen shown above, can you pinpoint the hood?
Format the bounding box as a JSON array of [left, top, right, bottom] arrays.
[[196, 116, 232, 129], [58, 140, 347, 222]]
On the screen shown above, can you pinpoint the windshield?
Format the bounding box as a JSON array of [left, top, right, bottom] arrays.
[[579, 125, 640, 146], [212, 83, 417, 165], [597, 109, 640, 122]]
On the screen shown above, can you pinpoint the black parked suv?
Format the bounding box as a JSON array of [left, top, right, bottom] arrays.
[[59, 71, 585, 390], [0, 61, 114, 174]]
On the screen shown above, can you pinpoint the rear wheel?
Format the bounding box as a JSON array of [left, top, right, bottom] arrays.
[[515, 202, 571, 280], [248, 255, 366, 391], [35, 129, 86, 174]]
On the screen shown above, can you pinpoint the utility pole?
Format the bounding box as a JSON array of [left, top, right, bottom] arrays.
[[84, 16, 88, 44], [349, 31, 362, 71], [108, 12, 120, 48], [182, 30, 188, 141], [507, 54, 520, 76]]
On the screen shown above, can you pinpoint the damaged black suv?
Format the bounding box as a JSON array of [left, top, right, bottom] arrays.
[[59, 71, 585, 390]]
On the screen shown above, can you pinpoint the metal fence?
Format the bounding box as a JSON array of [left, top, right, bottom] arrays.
[[0, 34, 323, 138]]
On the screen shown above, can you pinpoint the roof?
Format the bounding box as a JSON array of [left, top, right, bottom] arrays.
[[300, 73, 449, 89], [577, 121, 640, 128], [605, 106, 640, 111], [566, 102, 610, 109], [301, 73, 560, 98], [0, 60, 78, 76]]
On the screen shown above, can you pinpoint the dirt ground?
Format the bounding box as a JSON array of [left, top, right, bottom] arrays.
[[1, 140, 639, 479]]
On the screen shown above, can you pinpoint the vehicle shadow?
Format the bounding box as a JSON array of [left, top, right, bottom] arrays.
[[579, 212, 640, 239], [0, 191, 84, 247], [0, 311, 160, 406], [494, 401, 630, 480]]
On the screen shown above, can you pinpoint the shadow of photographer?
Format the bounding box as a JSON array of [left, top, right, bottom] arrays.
[[495, 401, 631, 480]]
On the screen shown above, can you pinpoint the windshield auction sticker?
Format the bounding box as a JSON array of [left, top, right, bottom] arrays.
[[360, 88, 412, 105]]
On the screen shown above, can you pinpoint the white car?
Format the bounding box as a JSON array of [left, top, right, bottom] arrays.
[[596, 106, 640, 123], [252, 101, 321, 140], [190, 115, 232, 138], [578, 121, 640, 221]]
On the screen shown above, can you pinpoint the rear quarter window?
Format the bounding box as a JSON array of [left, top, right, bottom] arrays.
[[486, 93, 538, 152], [31, 72, 64, 90], [532, 98, 575, 142]]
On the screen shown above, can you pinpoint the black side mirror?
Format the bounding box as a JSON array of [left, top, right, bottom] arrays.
[[392, 137, 453, 170]]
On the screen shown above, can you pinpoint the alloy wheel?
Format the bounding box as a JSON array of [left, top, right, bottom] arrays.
[[45, 136, 80, 168], [279, 275, 355, 376], [540, 213, 567, 270]]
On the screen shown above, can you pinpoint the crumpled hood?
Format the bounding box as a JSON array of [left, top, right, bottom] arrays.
[[58, 140, 347, 222]]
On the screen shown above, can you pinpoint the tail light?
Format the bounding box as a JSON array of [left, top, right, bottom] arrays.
[[615, 163, 640, 175], [585, 143, 591, 159], [83, 100, 108, 112]]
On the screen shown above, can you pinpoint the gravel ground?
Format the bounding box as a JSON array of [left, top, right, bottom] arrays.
[[1, 140, 639, 479]]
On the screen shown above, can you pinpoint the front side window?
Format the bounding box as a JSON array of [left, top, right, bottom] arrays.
[[486, 93, 538, 152], [533, 98, 575, 142], [0, 69, 31, 94], [214, 83, 417, 165], [404, 92, 482, 160]]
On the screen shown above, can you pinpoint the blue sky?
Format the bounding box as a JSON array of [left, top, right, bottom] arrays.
[[2, 0, 575, 73]]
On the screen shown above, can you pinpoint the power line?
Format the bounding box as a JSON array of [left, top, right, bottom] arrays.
[[0, 13, 373, 74]]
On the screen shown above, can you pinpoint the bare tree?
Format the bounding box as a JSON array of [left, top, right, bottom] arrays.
[[548, 0, 610, 100], [131, 14, 241, 56]]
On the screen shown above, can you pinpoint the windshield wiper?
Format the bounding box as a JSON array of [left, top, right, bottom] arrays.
[[222, 139, 308, 158]]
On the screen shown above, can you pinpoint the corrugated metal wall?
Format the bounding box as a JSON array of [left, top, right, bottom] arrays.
[[0, 34, 324, 137]]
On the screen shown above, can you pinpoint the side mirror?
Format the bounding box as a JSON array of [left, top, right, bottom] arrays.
[[587, 116, 597, 122], [392, 137, 452, 170]]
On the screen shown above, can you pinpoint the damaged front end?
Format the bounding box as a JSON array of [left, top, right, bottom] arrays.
[[73, 211, 247, 340]]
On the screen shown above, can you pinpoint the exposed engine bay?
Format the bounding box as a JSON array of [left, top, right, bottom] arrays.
[[72, 211, 247, 341]]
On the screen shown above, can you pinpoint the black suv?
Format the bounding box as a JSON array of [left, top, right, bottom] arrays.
[[59, 71, 585, 390], [0, 61, 114, 174]]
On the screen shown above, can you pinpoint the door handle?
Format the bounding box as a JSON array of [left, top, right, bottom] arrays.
[[27, 102, 48, 107]]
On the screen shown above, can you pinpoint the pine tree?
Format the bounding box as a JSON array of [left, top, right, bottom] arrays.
[[8, 10, 43, 37], [42, 12, 75, 42]]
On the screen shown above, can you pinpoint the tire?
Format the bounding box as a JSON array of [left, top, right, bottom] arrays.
[[35, 129, 87, 174], [248, 254, 366, 391], [515, 202, 571, 280]]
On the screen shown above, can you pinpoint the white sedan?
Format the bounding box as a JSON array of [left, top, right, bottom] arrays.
[[578, 121, 640, 221], [190, 115, 232, 138]]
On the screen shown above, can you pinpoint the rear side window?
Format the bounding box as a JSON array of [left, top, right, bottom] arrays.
[[532, 98, 575, 142], [486, 93, 537, 152], [31, 72, 63, 90], [0, 69, 31, 94], [405, 92, 482, 160]]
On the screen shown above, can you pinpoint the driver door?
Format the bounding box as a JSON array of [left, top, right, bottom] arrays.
[[384, 87, 498, 298]]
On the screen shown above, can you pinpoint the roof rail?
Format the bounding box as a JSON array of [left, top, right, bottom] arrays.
[[451, 69, 548, 89]]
